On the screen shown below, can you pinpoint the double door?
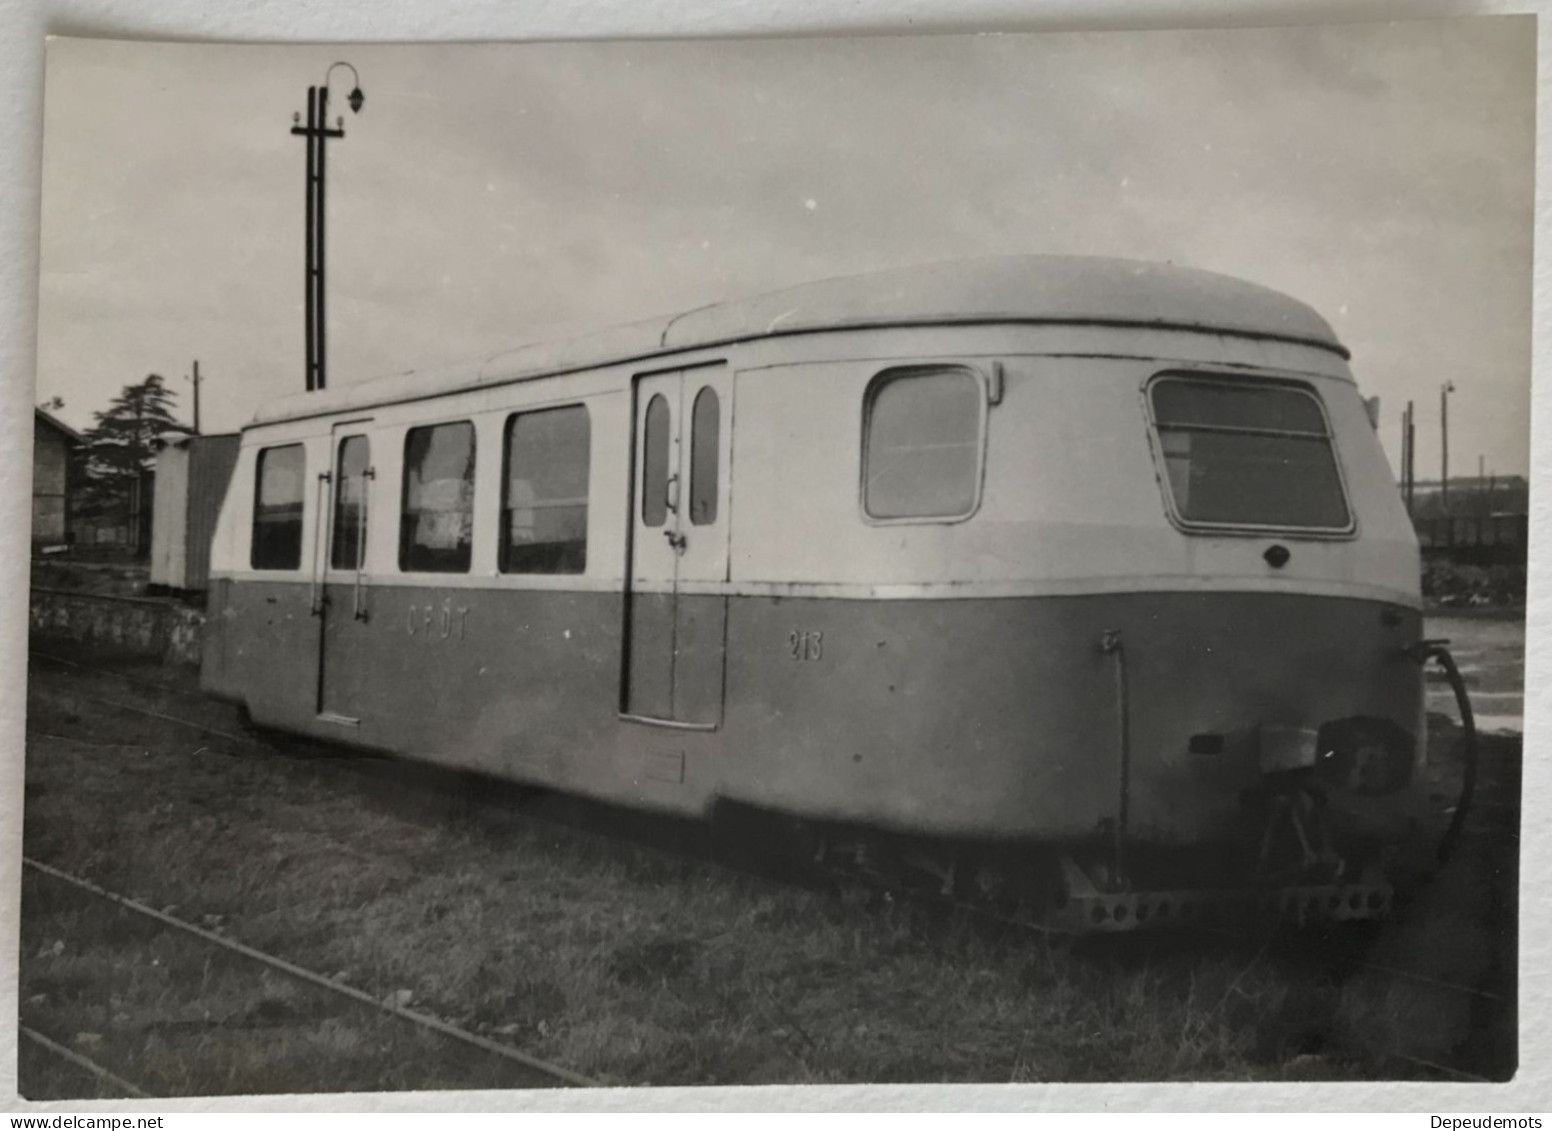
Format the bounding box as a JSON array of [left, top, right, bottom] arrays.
[[625, 367, 732, 726]]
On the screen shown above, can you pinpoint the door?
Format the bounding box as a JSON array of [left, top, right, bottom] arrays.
[[315, 422, 374, 725], [625, 366, 732, 726]]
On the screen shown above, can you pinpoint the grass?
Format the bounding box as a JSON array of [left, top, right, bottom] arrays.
[[17, 652, 1518, 1096], [20, 875, 568, 1096]]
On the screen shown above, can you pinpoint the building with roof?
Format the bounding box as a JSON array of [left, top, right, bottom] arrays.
[[33, 406, 81, 548]]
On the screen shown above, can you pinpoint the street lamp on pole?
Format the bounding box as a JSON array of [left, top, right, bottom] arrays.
[[1440, 380, 1455, 517], [290, 62, 365, 393]]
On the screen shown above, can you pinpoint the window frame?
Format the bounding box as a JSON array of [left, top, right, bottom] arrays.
[[858, 363, 991, 527], [250, 443, 307, 571], [688, 385, 720, 527], [499, 402, 592, 576], [640, 392, 672, 530], [1142, 370, 1357, 539], [328, 432, 372, 573], [397, 418, 477, 574]]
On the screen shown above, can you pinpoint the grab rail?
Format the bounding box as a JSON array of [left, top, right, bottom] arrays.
[[309, 470, 331, 615]]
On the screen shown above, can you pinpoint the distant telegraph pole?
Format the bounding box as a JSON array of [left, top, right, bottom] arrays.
[[1401, 400, 1415, 516], [185, 359, 202, 434], [1406, 400, 1416, 514], [290, 63, 365, 393], [1440, 380, 1455, 516]]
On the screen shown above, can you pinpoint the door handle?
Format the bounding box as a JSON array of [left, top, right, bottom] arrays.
[[665, 473, 680, 515]]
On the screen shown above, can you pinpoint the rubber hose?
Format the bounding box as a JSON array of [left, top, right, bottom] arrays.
[[1429, 643, 1479, 864]]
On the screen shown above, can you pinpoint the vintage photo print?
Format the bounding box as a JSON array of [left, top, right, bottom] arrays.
[[14, 16, 1534, 1103]]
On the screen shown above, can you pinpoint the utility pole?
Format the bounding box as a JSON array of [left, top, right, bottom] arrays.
[[186, 359, 202, 434], [132, 388, 145, 555], [290, 64, 364, 394], [1440, 381, 1455, 516], [1408, 402, 1416, 514], [1403, 400, 1415, 515], [1402, 400, 1415, 516]]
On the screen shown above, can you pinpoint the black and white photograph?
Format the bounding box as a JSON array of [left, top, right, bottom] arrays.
[[10, 13, 1535, 1103]]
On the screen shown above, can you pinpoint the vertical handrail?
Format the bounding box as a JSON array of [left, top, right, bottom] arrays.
[[309, 471, 331, 615], [1099, 629, 1130, 890], [353, 467, 373, 621]]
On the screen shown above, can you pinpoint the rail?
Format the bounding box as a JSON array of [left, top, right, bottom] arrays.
[[20, 1025, 152, 1099], [22, 856, 599, 1091]]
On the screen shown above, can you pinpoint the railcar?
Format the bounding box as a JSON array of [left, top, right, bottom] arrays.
[[203, 255, 1445, 930]]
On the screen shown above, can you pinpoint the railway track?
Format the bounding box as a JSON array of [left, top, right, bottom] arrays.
[[24, 648, 1518, 1086], [20, 855, 597, 1098], [19, 1025, 151, 1100]]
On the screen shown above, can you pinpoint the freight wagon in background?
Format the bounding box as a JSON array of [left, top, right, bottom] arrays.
[[199, 255, 1471, 932], [149, 432, 240, 597], [1413, 512, 1529, 569]]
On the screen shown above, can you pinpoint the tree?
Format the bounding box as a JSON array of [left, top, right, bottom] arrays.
[[75, 375, 191, 547]]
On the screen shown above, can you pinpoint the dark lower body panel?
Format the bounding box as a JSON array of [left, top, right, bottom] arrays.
[[202, 580, 1425, 849]]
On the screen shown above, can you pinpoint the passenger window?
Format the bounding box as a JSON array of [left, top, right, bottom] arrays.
[[399, 421, 475, 572], [330, 435, 370, 571], [863, 367, 983, 520], [642, 394, 670, 528], [1149, 376, 1350, 531], [689, 387, 719, 526], [251, 444, 305, 570], [502, 405, 590, 574]]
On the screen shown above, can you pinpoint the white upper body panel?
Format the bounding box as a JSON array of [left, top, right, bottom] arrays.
[[212, 257, 1415, 605]]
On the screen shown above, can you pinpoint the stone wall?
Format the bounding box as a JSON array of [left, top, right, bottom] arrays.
[[30, 587, 205, 667]]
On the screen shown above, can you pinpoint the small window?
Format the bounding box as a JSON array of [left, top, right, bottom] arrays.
[[1149, 376, 1351, 532], [690, 386, 719, 526], [330, 435, 371, 571], [502, 405, 590, 574], [400, 421, 475, 572], [642, 394, 670, 528], [252, 444, 305, 570], [863, 367, 983, 520]]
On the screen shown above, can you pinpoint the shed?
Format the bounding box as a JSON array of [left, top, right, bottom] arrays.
[[33, 407, 82, 548], [149, 432, 240, 593]]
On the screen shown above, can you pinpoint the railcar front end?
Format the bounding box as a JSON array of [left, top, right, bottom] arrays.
[[707, 321, 1429, 929]]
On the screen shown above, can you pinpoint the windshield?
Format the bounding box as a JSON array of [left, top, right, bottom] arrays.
[[1149, 375, 1351, 532]]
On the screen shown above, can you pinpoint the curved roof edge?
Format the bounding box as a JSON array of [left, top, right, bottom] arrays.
[[251, 255, 1347, 426]]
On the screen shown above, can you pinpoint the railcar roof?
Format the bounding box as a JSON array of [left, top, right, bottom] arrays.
[[251, 255, 1347, 426]]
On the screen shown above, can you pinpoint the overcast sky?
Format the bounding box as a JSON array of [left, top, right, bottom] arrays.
[[35, 19, 1534, 477]]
